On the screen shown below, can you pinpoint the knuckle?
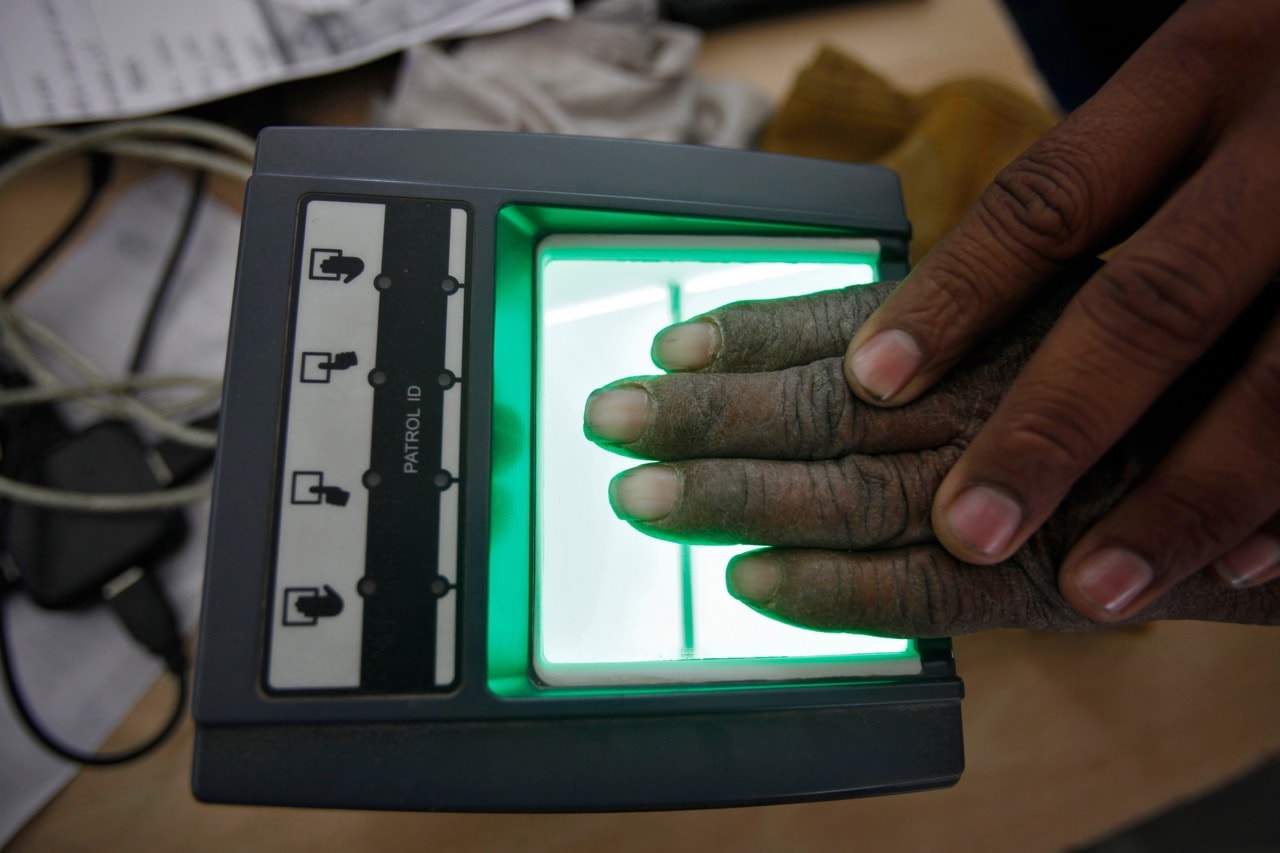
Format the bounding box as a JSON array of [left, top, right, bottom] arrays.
[[830, 450, 954, 547], [843, 278, 894, 319], [711, 300, 783, 370], [790, 550, 963, 636], [782, 361, 852, 458], [1000, 391, 1109, 478], [1141, 475, 1262, 568], [896, 258, 998, 344], [728, 463, 769, 526], [816, 462, 867, 546], [980, 145, 1098, 263], [829, 457, 902, 545], [715, 283, 895, 372], [1079, 242, 1234, 365], [774, 552, 863, 631], [910, 554, 1050, 635], [666, 380, 726, 451], [678, 460, 767, 544], [805, 287, 865, 350]]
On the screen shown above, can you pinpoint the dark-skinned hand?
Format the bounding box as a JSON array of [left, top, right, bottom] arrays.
[[582, 269, 1280, 637], [842, 0, 1280, 622]]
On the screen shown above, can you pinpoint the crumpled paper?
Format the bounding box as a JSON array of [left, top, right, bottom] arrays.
[[375, 0, 772, 148]]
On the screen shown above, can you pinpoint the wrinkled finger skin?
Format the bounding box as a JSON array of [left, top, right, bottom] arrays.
[[584, 270, 1280, 637], [839, 0, 1280, 623]]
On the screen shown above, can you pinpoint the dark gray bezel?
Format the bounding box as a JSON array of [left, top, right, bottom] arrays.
[[193, 128, 962, 810]]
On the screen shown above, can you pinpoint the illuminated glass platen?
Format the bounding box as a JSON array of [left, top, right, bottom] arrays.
[[532, 235, 918, 686]]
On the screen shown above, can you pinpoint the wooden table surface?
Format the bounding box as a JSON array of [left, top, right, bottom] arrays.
[[7, 2, 1279, 850]]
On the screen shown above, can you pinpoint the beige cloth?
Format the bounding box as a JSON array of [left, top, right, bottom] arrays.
[[761, 47, 1059, 261]]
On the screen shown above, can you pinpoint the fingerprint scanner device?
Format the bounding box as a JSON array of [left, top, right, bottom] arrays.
[[192, 128, 964, 811]]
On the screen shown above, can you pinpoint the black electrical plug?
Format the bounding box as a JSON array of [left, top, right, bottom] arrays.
[[103, 566, 185, 674], [4, 420, 188, 609], [145, 412, 219, 489], [0, 416, 214, 765]]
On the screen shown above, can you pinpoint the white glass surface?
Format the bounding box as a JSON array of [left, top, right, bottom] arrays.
[[534, 236, 916, 685]]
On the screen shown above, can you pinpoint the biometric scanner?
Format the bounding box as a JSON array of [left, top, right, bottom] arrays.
[[192, 128, 964, 811]]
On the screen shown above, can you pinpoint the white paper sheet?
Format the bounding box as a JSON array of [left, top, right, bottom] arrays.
[[0, 0, 572, 127], [0, 170, 240, 845]]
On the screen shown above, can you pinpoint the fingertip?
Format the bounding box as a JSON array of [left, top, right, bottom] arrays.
[[1063, 546, 1154, 620], [844, 328, 922, 404], [584, 386, 650, 444], [608, 465, 679, 522], [652, 319, 719, 371], [1213, 534, 1280, 589], [726, 553, 780, 607], [934, 482, 1025, 564]]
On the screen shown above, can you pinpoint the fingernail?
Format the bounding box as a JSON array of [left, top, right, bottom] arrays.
[[849, 329, 921, 401], [1074, 547, 1153, 614], [652, 321, 718, 370], [943, 485, 1023, 558], [727, 555, 780, 606], [1214, 534, 1280, 588], [609, 466, 679, 521], [584, 388, 650, 443]]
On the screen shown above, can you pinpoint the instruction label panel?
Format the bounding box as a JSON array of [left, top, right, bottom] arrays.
[[266, 196, 469, 693]]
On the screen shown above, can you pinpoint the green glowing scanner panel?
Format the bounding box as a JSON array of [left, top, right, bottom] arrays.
[[532, 234, 919, 686]]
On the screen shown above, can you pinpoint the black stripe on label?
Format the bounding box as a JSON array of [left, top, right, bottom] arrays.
[[360, 199, 463, 692]]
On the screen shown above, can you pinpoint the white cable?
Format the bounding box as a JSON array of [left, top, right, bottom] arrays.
[[0, 374, 221, 407], [0, 116, 246, 510], [98, 142, 252, 183], [11, 117, 257, 161], [2, 137, 250, 187], [0, 473, 211, 512], [0, 117, 256, 195], [151, 385, 223, 420], [0, 298, 219, 449]]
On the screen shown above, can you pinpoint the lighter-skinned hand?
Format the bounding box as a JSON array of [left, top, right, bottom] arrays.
[[583, 274, 1279, 636], [841, 0, 1280, 622]]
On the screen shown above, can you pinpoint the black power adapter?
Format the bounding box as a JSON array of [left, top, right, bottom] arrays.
[[6, 420, 187, 610], [0, 411, 217, 763]]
